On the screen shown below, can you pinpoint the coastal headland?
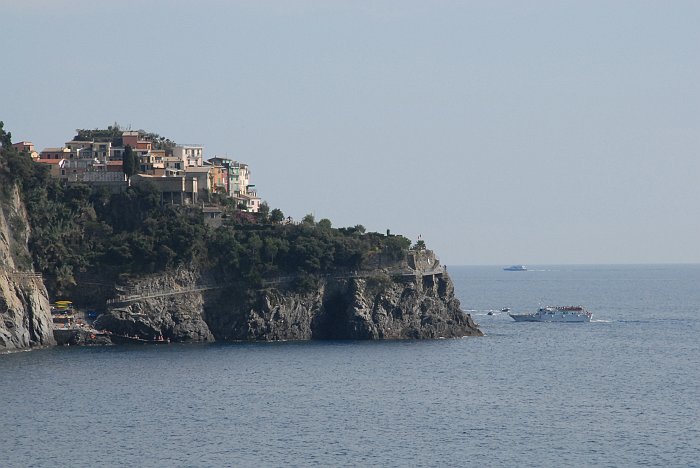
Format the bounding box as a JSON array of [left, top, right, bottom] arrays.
[[0, 122, 481, 351]]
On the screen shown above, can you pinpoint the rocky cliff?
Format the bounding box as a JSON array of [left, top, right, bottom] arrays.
[[94, 268, 214, 342], [95, 265, 482, 342], [210, 271, 481, 341], [0, 186, 55, 351]]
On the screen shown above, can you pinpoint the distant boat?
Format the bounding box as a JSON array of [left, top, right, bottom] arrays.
[[501, 307, 510, 312], [509, 306, 592, 323], [503, 265, 527, 271]]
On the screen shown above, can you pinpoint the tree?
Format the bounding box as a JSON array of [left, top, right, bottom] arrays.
[[0, 121, 12, 147], [55, 264, 77, 295], [6, 150, 33, 183], [412, 240, 426, 251], [0, 123, 35, 188], [270, 208, 284, 224], [302, 213, 315, 225], [318, 218, 332, 230], [258, 201, 270, 223], [122, 145, 137, 177]]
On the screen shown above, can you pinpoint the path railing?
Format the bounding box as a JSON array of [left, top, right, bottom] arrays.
[[0, 268, 43, 281], [106, 283, 222, 305]]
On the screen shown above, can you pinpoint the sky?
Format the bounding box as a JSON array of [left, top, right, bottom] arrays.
[[2, 0, 699, 265]]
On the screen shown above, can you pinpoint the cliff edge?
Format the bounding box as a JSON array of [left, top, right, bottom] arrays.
[[0, 186, 55, 351]]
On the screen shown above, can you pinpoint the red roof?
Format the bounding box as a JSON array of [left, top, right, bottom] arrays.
[[35, 159, 64, 165]]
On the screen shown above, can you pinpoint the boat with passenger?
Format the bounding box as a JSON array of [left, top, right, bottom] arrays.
[[509, 306, 592, 323]]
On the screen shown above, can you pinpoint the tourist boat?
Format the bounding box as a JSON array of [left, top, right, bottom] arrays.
[[509, 306, 592, 322], [503, 265, 527, 271]]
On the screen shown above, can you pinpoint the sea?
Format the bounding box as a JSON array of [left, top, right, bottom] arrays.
[[2, 265, 699, 467]]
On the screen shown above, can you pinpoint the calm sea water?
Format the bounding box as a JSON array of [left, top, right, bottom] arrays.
[[2, 265, 699, 467]]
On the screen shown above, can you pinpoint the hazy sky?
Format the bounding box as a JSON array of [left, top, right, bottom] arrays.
[[3, 0, 699, 265]]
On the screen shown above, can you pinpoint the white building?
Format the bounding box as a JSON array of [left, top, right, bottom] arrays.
[[237, 189, 262, 213], [172, 144, 204, 168]]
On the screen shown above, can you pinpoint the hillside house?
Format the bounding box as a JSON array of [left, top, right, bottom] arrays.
[[12, 141, 39, 160], [207, 158, 250, 196], [122, 131, 152, 151], [173, 144, 203, 167], [39, 147, 71, 160], [184, 166, 214, 199], [35, 158, 65, 177], [132, 174, 198, 205]]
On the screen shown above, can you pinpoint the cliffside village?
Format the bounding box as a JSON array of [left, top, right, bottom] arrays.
[[11, 130, 262, 215]]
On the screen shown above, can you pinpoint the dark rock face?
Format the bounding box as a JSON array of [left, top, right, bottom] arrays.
[[214, 272, 482, 341], [97, 269, 482, 342], [94, 269, 214, 342], [95, 295, 214, 343], [53, 328, 111, 346]]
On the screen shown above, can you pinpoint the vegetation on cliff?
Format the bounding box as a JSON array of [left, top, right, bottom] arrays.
[[1, 122, 412, 298], [73, 123, 177, 152]]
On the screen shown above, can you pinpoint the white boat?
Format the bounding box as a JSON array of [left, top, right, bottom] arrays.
[[503, 265, 527, 271], [509, 306, 592, 323]]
